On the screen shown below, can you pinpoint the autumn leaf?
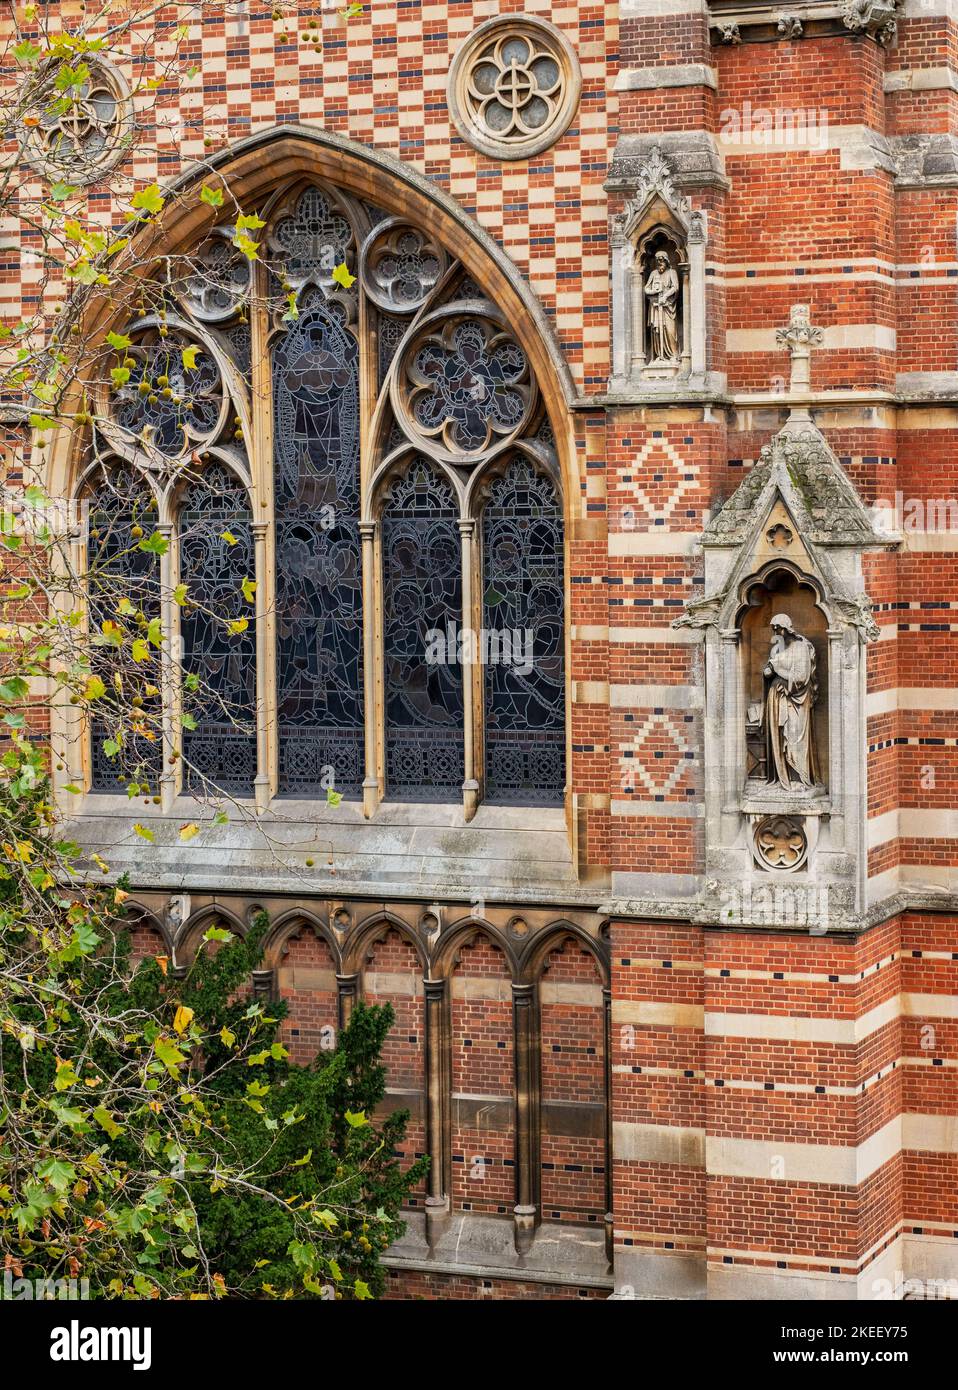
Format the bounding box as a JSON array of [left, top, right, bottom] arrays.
[[331, 262, 356, 289], [227, 618, 248, 635], [221, 530, 237, 546], [182, 344, 201, 371], [173, 1005, 195, 1035], [83, 675, 105, 700], [241, 577, 256, 602], [133, 823, 154, 842], [179, 823, 200, 841]]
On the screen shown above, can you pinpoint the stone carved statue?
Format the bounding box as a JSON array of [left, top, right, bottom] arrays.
[[644, 250, 679, 362], [763, 613, 819, 789]]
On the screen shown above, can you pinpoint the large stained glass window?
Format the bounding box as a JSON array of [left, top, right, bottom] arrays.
[[86, 178, 566, 814], [382, 459, 464, 799], [87, 466, 164, 792], [272, 301, 364, 795], [482, 458, 565, 804], [177, 465, 257, 794]]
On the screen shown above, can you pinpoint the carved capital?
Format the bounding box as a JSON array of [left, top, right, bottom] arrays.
[[776, 303, 824, 354]]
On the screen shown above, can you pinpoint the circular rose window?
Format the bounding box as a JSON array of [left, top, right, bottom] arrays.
[[448, 16, 581, 161]]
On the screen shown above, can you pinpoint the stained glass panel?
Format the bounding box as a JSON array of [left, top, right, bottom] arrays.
[[382, 459, 464, 798], [87, 467, 164, 792], [482, 458, 565, 804], [273, 301, 364, 794], [178, 465, 257, 794]]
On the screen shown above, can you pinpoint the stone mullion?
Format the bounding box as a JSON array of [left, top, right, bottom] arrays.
[[423, 976, 451, 1247], [336, 971, 359, 1030], [360, 520, 380, 817], [459, 518, 480, 821], [250, 260, 278, 802], [512, 980, 541, 1254], [159, 521, 180, 812], [603, 983, 614, 1263]]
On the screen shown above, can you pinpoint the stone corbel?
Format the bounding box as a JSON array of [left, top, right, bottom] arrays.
[[840, 0, 897, 46]]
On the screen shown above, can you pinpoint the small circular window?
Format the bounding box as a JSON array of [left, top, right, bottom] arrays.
[[448, 16, 581, 161]]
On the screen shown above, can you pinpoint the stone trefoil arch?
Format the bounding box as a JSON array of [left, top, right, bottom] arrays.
[[48, 130, 573, 827]]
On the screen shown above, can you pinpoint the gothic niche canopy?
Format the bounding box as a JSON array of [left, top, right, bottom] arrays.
[[674, 317, 895, 919], [610, 147, 707, 394]]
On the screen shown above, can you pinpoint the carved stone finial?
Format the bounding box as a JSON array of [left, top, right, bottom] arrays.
[[776, 303, 823, 395], [717, 22, 741, 44], [777, 14, 804, 38]]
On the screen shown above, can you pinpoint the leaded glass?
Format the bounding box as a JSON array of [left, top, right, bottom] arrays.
[[269, 186, 353, 294], [482, 458, 564, 804], [382, 460, 463, 798], [273, 302, 364, 794], [87, 467, 164, 791], [178, 465, 257, 793], [378, 312, 406, 387]]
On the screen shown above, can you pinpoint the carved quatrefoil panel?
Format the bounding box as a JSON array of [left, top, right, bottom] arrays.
[[753, 815, 808, 872]]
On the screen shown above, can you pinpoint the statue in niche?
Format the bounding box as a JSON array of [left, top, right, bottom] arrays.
[[763, 613, 820, 789], [644, 249, 679, 363]]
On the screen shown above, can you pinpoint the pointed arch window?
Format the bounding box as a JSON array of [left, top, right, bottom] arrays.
[[86, 465, 163, 793], [177, 464, 257, 793], [382, 459, 463, 800], [481, 457, 564, 805], [75, 173, 567, 818], [272, 295, 364, 795]]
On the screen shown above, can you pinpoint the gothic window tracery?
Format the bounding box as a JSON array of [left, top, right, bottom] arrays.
[[78, 174, 566, 816]]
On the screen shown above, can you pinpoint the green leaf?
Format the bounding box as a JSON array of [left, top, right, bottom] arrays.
[[49, 181, 78, 203], [203, 926, 233, 943], [326, 788, 342, 809], [106, 331, 132, 351], [131, 184, 165, 216], [137, 531, 169, 555], [93, 1106, 124, 1141], [38, 1158, 76, 1192], [13, 39, 42, 65], [154, 1037, 186, 1075], [133, 823, 155, 842], [344, 1108, 367, 1128], [200, 184, 224, 208]]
